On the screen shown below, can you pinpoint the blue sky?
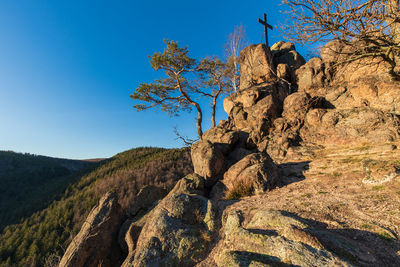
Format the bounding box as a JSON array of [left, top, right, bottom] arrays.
[[0, 0, 306, 159]]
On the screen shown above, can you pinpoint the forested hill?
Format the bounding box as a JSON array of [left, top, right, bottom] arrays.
[[0, 147, 192, 267], [0, 151, 98, 231]]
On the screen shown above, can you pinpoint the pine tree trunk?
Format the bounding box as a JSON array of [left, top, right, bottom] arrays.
[[211, 97, 217, 128], [194, 103, 203, 139]]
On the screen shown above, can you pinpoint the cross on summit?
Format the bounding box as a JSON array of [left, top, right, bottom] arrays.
[[258, 13, 273, 47]]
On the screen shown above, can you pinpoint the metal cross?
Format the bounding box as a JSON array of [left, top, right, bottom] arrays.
[[258, 13, 273, 47]]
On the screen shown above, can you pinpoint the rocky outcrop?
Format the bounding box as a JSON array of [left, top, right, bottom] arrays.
[[222, 153, 278, 196], [130, 174, 217, 266], [59, 192, 124, 267], [60, 40, 400, 267], [213, 209, 378, 266], [271, 41, 306, 71], [239, 44, 276, 90], [191, 140, 225, 187]]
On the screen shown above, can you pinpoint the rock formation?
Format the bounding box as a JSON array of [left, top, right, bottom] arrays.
[[59, 192, 123, 267], [60, 40, 400, 266]]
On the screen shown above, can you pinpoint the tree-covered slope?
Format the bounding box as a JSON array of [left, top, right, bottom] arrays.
[[0, 151, 97, 231], [0, 147, 192, 267]]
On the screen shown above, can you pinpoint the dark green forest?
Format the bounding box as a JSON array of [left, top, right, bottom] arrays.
[[0, 147, 192, 267], [0, 151, 97, 231]]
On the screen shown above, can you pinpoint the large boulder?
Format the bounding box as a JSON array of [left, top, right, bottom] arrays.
[[222, 153, 279, 198], [191, 140, 225, 187], [228, 84, 282, 134], [271, 41, 306, 70], [59, 192, 124, 267], [214, 209, 365, 266], [296, 57, 331, 93], [239, 44, 276, 90], [202, 127, 239, 155], [223, 86, 262, 114], [282, 92, 313, 125], [131, 174, 217, 266], [320, 40, 393, 83]]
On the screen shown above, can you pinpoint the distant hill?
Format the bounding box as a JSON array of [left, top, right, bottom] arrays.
[[0, 151, 98, 231], [0, 147, 192, 267]]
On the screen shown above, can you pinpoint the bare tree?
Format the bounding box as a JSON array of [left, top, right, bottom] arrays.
[[197, 57, 233, 128], [225, 25, 248, 92], [281, 0, 400, 79]]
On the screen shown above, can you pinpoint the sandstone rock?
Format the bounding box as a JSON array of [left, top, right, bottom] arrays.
[[191, 140, 225, 187], [228, 84, 282, 143], [121, 174, 206, 266], [131, 174, 217, 266], [271, 41, 305, 70], [297, 57, 329, 92], [301, 107, 400, 147], [202, 127, 239, 155], [223, 86, 261, 115], [282, 92, 312, 125], [320, 40, 393, 83], [276, 63, 291, 81], [347, 78, 400, 114], [320, 40, 347, 63], [271, 41, 295, 54], [214, 210, 353, 266], [222, 153, 279, 196], [239, 44, 276, 90], [167, 173, 205, 196], [275, 50, 306, 70], [59, 192, 123, 267], [226, 147, 254, 166]]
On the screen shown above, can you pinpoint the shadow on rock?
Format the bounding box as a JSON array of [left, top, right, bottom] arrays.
[[277, 161, 310, 187], [280, 211, 400, 266]]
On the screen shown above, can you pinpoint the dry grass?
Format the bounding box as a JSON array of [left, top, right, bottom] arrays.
[[225, 179, 254, 200]]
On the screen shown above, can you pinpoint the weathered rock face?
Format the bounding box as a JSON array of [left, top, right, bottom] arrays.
[[222, 153, 278, 196], [319, 40, 394, 83], [59, 192, 124, 267], [226, 83, 284, 148], [191, 140, 225, 187], [202, 126, 239, 155], [271, 41, 306, 71], [213, 209, 376, 266], [239, 44, 276, 90], [297, 57, 331, 93], [130, 174, 217, 266], [300, 107, 400, 147]]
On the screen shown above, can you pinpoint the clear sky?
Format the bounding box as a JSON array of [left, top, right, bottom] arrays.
[[0, 0, 306, 159]]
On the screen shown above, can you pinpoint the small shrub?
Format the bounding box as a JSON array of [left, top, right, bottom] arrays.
[[225, 180, 253, 200]]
